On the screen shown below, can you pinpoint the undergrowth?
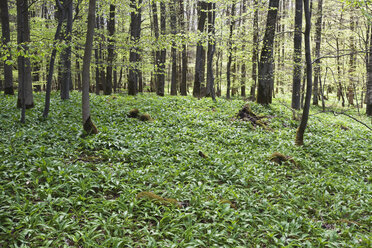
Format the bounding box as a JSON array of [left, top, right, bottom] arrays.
[[0, 92, 371, 247]]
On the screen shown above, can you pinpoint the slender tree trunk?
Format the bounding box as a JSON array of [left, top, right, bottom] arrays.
[[296, 0, 312, 146], [170, 0, 178, 95], [226, 4, 235, 99], [347, 14, 356, 106], [128, 0, 142, 95], [240, 0, 247, 98], [43, 1, 65, 119], [206, 2, 216, 100], [257, 0, 279, 105], [157, 2, 166, 96], [95, 13, 100, 95], [76, 58, 82, 91], [193, 1, 208, 98], [312, 0, 322, 105], [180, 0, 188, 96], [106, 4, 115, 95], [250, 0, 259, 100], [151, 2, 160, 93], [82, 0, 98, 134], [367, 24, 372, 116], [60, 0, 73, 100], [0, 0, 14, 95], [292, 0, 302, 110], [16, 0, 34, 116]]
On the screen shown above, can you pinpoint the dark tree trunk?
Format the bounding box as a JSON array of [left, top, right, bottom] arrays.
[[257, 0, 279, 105], [82, 0, 98, 134], [60, 0, 73, 100], [240, 0, 247, 98], [95, 13, 100, 95], [180, 0, 188, 96], [157, 2, 166, 96], [250, 0, 259, 100], [76, 58, 82, 91], [43, 0, 65, 119], [16, 0, 34, 120], [226, 4, 235, 100], [151, 2, 160, 94], [170, 0, 178, 95], [296, 0, 312, 146], [312, 0, 322, 105], [0, 0, 14, 95], [128, 0, 142, 95], [206, 2, 216, 101], [367, 24, 372, 116], [292, 0, 303, 110], [106, 4, 116, 95], [193, 1, 208, 98]]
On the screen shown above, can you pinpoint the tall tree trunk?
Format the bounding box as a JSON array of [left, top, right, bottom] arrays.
[[128, 0, 142, 95], [180, 0, 188, 96], [240, 0, 247, 98], [296, 0, 312, 146], [95, 12, 100, 95], [0, 0, 14, 95], [106, 4, 116, 95], [367, 24, 372, 116], [16, 0, 34, 119], [170, 0, 178, 95], [151, 2, 160, 93], [193, 1, 208, 98], [312, 0, 322, 105], [43, 1, 65, 119], [226, 4, 235, 100], [82, 0, 98, 134], [206, 2, 216, 100], [250, 0, 259, 100], [76, 58, 82, 91], [292, 0, 302, 110], [157, 2, 166, 96], [347, 14, 356, 106], [257, 0, 279, 105], [60, 0, 73, 100]]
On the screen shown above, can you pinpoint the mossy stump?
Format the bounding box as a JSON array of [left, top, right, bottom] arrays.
[[236, 104, 270, 130], [270, 152, 297, 166], [137, 192, 182, 208], [128, 108, 140, 118]]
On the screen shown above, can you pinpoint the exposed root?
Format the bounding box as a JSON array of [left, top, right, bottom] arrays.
[[83, 116, 98, 135], [236, 104, 270, 130]]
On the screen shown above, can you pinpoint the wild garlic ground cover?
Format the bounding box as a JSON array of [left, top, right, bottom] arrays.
[[0, 93, 371, 247]]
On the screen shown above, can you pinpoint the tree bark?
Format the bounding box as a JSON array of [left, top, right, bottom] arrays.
[[170, 0, 178, 95], [16, 0, 34, 117], [60, 0, 73, 100], [193, 1, 207, 98], [106, 4, 116, 95], [312, 0, 322, 105], [128, 0, 142, 95], [206, 2, 216, 101], [250, 0, 259, 100], [292, 0, 302, 110], [240, 0, 247, 98], [43, 0, 65, 119], [157, 2, 166, 96], [180, 0, 188, 96], [367, 24, 372, 116], [0, 0, 14, 95], [226, 4, 235, 100], [82, 0, 98, 134], [257, 0, 279, 105], [295, 0, 312, 146]]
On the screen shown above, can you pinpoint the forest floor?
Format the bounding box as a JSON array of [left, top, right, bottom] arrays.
[[0, 92, 371, 247]]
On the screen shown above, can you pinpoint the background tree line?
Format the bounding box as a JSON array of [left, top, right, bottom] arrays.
[[0, 0, 371, 118]]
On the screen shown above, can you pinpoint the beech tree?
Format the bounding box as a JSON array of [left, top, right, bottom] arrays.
[[0, 0, 14, 95], [292, 0, 303, 110], [82, 0, 98, 134], [257, 0, 279, 105], [296, 0, 312, 146], [16, 0, 34, 123]]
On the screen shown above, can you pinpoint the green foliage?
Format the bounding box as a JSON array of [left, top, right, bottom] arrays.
[[0, 93, 371, 247]]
